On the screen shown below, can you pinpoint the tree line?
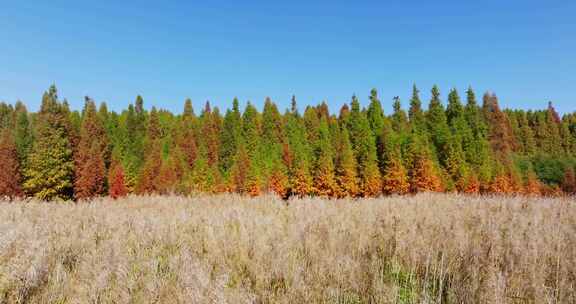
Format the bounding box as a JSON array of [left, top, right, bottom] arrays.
[[1, 85, 575, 201]]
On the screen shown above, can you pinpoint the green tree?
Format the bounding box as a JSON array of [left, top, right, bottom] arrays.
[[348, 95, 381, 196], [219, 98, 242, 175]]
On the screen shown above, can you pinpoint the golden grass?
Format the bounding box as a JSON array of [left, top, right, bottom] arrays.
[[0, 193, 575, 303]]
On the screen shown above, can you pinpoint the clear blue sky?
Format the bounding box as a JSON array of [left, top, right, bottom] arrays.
[[1, 0, 575, 114]]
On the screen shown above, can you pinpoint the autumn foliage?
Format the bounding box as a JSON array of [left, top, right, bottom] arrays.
[[1, 85, 575, 200], [0, 130, 22, 198], [108, 160, 128, 199]]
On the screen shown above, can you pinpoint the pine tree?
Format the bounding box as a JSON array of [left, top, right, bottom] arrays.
[[136, 144, 162, 194], [156, 153, 185, 194], [335, 127, 358, 197], [261, 98, 287, 193], [409, 84, 427, 137], [312, 117, 339, 197], [242, 102, 263, 193], [13, 102, 33, 171], [444, 89, 471, 190], [178, 99, 198, 168], [545, 102, 563, 154], [391, 96, 409, 134], [0, 102, 14, 129], [464, 88, 494, 187], [0, 130, 22, 198], [285, 100, 313, 196], [517, 111, 536, 154], [482, 93, 516, 159], [74, 98, 108, 199], [220, 98, 242, 175], [136, 107, 164, 194], [367, 89, 385, 137], [410, 154, 442, 193], [426, 85, 451, 164], [382, 156, 410, 195], [348, 95, 381, 196], [108, 159, 128, 199], [230, 141, 251, 193], [24, 86, 75, 200]]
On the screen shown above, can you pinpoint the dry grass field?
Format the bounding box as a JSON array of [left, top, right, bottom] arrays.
[[0, 194, 575, 304]]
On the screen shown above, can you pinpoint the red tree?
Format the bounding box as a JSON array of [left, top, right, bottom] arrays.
[[562, 167, 576, 195], [0, 130, 22, 198], [108, 160, 128, 199]]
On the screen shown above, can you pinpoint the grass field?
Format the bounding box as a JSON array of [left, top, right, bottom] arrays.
[[0, 194, 575, 303]]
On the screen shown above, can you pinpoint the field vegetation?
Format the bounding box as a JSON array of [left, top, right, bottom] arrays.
[[1, 194, 575, 303]]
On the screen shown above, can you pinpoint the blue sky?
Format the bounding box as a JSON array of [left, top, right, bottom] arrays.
[[1, 0, 575, 114]]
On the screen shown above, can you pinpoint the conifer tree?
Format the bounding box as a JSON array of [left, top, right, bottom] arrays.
[[562, 167, 576, 194], [445, 89, 471, 190], [426, 85, 451, 164], [0, 130, 22, 198], [391, 96, 409, 134], [464, 88, 494, 187], [135, 107, 164, 194], [409, 84, 427, 136], [517, 111, 537, 154], [382, 155, 410, 195], [409, 154, 443, 193], [178, 98, 198, 168], [348, 95, 381, 196], [335, 126, 358, 197], [312, 117, 339, 197], [74, 98, 108, 199], [285, 100, 313, 196], [220, 98, 242, 175], [242, 102, 263, 193], [230, 141, 251, 193], [136, 144, 162, 194], [261, 98, 288, 193], [13, 102, 33, 170], [156, 152, 185, 194], [545, 102, 563, 154], [24, 86, 75, 200], [367, 89, 385, 137], [108, 159, 128, 199], [482, 93, 517, 158], [0, 102, 13, 129]]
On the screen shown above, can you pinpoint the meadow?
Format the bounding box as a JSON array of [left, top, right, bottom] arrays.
[[0, 193, 575, 303]]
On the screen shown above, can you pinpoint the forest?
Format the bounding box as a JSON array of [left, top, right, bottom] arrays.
[[1, 84, 575, 201]]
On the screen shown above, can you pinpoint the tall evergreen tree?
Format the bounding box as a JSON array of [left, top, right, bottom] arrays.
[[409, 84, 427, 136], [220, 98, 242, 175], [426, 85, 451, 164], [348, 95, 381, 196], [24, 86, 75, 200], [285, 101, 313, 196], [13, 101, 33, 171]]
